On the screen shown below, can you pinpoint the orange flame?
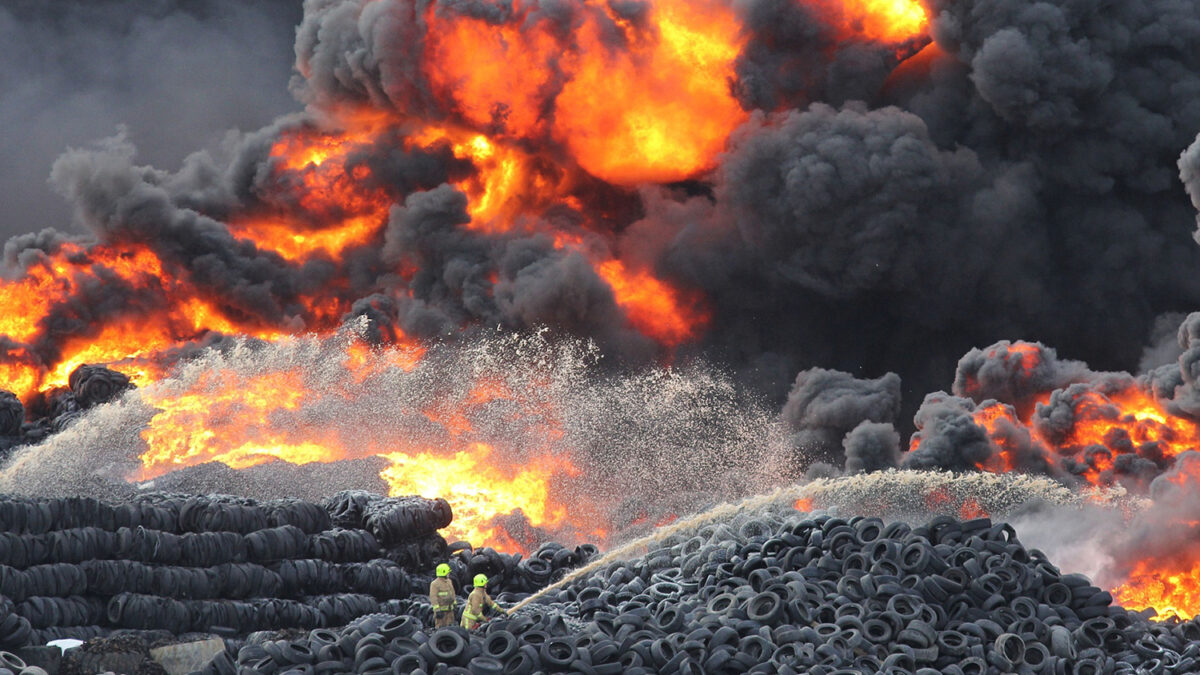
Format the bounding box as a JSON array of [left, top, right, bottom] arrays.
[[229, 125, 392, 261], [553, 0, 748, 185], [0, 0, 940, 562], [134, 338, 591, 552], [1113, 559, 1200, 621], [595, 259, 710, 346], [379, 443, 580, 547], [835, 0, 929, 43]]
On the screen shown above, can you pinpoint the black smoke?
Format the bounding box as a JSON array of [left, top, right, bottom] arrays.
[[0, 0, 304, 239]]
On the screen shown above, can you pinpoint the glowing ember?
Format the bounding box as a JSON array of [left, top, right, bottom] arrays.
[[958, 498, 987, 519], [794, 497, 815, 511]]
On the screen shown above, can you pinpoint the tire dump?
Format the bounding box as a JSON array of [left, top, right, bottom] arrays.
[[4, 0, 1200, 673]]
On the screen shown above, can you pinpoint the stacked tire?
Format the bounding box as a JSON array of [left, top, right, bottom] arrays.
[[0, 493, 403, 647], [0, 492, 593, 652], [216, 511, 1200, 674]]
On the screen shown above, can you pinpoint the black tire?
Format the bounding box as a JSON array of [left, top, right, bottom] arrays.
[[745, 591, 785, 624], [539, 637, 576, 670], [483, 631, 517, 661], [427, 628, 467, 664]]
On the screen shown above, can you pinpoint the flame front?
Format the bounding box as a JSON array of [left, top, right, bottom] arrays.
[[380, 443, 581, 550], [0, 0, 934, 556], [133, 336, 589, 552], [1113, 559, 1200, 621], [910, 341, 1200, 620]]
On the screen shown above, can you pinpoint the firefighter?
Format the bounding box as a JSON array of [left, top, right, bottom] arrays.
[[428, 563, 457, 628], [461, 573, 507, 630]]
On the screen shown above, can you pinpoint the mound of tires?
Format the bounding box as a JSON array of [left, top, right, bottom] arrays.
[[0, 492, 595, 653], [208, 511, 1200, 674]]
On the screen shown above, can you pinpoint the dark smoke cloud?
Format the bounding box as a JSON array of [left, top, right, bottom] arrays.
[[47, 133, 313, 327], [953, 341, 1093, 419], [842, 421, 901, 474], [1185, 135, 1200, 234], [734, 0, 928, 111], [780, 367, 901, 465], [0, 0, 304, 239], [902, 392, 994, 472], [1149, 311, 1200, 421], [631, 0, 1200, 420]]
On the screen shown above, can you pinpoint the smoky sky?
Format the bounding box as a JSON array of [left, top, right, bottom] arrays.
[[0, 0, 304, 239]]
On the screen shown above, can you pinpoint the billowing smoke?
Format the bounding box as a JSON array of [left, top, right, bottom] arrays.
[[2, 0, 1198, 423], [780, 367, 901, 468], [0, 0, 303, 239]]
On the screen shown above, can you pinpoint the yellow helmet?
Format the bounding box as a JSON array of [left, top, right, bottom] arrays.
[[436, 563, 451, 577], [473, 574, 488, 587]]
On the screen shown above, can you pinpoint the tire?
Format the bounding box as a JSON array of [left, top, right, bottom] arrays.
[[746, 591, 785, 624], [483, 631, 517, 661], [426, 628, 467, 664], [539, 637, 577, 670]]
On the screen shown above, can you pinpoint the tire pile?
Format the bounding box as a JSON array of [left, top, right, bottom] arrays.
[[0, 366, 132, 456], [205, 510, 1200, 674], [0, 491, 594, 655]]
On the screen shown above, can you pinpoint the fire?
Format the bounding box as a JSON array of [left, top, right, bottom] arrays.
[[595, 259, 710, 346], [0, 243, 291, 403], [0, 0, 944, 561], [131, 337, 591, 552], [836, 0, 929, 43], [138, 369, 340, 476], [1056, 387, 1197, 471], [909, 369, 1200, 619], [794, 497, 815, 511], [553, 0, 748, 185], [229, 126, 392, 261], [424, 11, 555, 140], [1113, 559, 1200, 621], [409, 126, 544, 231], [970, 402, 1022, 473], [379, 443, 579, 549], [423, 0, 748, 186], [958, 498, 987, 519]]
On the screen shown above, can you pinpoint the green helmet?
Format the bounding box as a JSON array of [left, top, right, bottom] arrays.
[[436, 563, 450, 577], [473, 574, 488, 587]]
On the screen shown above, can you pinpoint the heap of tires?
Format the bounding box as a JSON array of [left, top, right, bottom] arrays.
[[0, 492, 595, 651], [206, 510, 1200, 674]]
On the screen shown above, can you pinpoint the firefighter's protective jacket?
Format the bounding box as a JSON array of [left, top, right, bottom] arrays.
[[461, 587, 502, 628], [429, 577, 456, 612]]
